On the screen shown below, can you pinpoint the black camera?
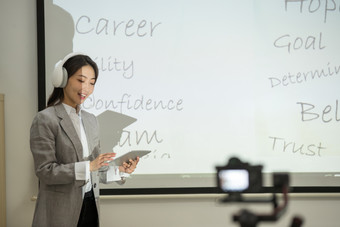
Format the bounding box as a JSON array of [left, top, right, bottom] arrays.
[[216, 157, 263, 193]]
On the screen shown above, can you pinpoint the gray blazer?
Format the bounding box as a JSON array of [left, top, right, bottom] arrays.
[[30, 104, 106, 227]]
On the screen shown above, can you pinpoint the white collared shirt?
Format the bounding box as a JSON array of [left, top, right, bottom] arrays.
[[63, 103, 92, 193], [62, 103, 128, 195]]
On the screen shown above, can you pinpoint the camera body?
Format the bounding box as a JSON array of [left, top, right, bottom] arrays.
[[216, 157, 263, 193]]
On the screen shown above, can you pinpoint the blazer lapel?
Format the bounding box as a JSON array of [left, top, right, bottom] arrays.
[[55, 104, 84, 161], [81, 111, 96, 160]]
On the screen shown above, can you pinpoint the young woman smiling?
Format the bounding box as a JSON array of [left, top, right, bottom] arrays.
[[30, 53, 139, 227]]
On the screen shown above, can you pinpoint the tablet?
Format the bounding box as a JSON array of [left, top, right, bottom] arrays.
[[111, 150, 151, 166]]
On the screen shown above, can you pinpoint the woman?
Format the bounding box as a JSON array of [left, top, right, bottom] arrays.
[[30, 53, 139, 227]]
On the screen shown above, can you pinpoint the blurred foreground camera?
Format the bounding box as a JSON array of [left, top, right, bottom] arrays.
[[216, 157, 263, 194], [216, 157, 303, 227]]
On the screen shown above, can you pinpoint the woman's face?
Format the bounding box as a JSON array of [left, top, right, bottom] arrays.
[[63, 65, 96, 108]]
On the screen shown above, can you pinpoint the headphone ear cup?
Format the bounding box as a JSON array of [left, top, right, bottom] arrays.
[[52, 52, 84, 88], [52, 60, 66, 88], [60, 67, 68, 88]]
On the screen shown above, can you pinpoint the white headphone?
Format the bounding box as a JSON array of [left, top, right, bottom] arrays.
[[52, 52, 84, 88]]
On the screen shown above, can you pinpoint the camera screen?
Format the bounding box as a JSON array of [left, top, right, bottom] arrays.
[[219, 169, 249, 192]]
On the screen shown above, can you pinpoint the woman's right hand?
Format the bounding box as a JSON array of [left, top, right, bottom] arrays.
[[90, 153, 116, 171]]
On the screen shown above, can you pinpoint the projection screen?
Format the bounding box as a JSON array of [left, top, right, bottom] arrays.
[[37, 0, 340, 193]]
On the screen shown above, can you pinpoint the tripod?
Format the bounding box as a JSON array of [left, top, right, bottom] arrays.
[[222, 174, 303, 227]]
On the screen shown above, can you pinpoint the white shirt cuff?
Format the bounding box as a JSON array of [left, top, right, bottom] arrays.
[[120, 171, 130, 178], [75, 161, 90, 181], [107, 166, 130, 182]]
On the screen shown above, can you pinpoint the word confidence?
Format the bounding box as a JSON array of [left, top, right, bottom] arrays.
[[269, 136, 325, 157], [268, 62, 340, 88], [76, 15, 162, 37], [274, 32, 325, 53], [297, 100, 340, 122], [83, 94, 184, 113], [285, 0, 340, 23]]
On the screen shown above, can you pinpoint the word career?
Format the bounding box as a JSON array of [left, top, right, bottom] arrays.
[[76, 16, 162, 37]]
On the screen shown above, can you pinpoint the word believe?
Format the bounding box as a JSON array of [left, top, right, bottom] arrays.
[[297, 99, 340, 123], [76, 15, 162, 37]]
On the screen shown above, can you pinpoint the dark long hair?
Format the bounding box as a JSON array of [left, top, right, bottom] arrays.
[[46, 54, 98, 107]]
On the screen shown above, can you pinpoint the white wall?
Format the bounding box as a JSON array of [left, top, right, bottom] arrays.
[[0, 0, 339, 227], [0, 0, 39, 226]]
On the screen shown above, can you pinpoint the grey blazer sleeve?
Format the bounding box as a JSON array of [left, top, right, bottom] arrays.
[[30, 107, 84, 186]]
